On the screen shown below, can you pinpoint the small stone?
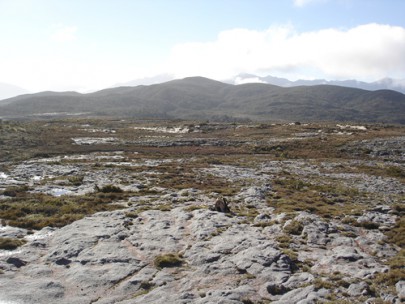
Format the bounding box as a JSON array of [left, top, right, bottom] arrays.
[[396, 280, 405, 300], [347, 281, 371, 297]]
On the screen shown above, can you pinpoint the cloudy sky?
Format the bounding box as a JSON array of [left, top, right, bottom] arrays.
[[1, 0, 405, 92]]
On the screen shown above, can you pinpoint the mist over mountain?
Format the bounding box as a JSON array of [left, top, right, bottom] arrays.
[[0, 76, 404, 124], [0, 82, 29, 100], [230, 74, 405, 94], [113, 74, 175, 87]]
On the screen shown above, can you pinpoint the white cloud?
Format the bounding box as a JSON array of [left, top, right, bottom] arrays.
[[234, 77, 266, 85], [51, 26, 77, 42], [166, 23, 405, 82]]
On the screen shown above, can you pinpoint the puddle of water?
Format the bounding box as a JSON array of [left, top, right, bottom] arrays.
[[25, 229, 55, 242], [49, 188, 73, 196]]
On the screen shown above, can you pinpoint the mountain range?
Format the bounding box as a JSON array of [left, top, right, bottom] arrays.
[[0, 76, 404, 124], [114, 74, 405, 95], [230, 74, 405, 94]]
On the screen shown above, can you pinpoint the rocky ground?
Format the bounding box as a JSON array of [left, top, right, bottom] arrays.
[[0, 120, 404, 303]]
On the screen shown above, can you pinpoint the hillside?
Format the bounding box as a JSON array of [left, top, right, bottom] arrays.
[[1, 77, 404, 123]]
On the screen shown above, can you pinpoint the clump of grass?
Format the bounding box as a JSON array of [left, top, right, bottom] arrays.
[[154, 253, 184, 269], [183, 205, 205, 212], [341, 230, 357, 238], [385, 166, 405, 178], [2, 185, 29, 197], [0, 237, 26, 250], [280, 248, 299, 272], [139, 281, 155, 290], [284, 220, 303, 235], [366, 250, 405, 298], [211, 227, 228, 237], [276, 234, 292, 248], [234, 206, 259, 221], [252, 221, 275, 228], [313, 278, 335, 291], [384, 212, 405, 248], [387, 249, 405, 270], [125, 212, 139, 219], [156, 204, 172, 212], [328, 272, 351, 288], [68, 175, 84, 186], [97, 184, 123, 193], [131, 281, 156, 298], [281, 248, 298, 263], [374, 268, 405, 290], [392, 203, 405, 215], [356, 220, 379, 230]]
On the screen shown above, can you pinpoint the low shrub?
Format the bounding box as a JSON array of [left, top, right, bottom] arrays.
[[356, 221, 379, 230], [98, 184, 123, 193], [68, 175, 84, 186], [2, 185, 29, 197]]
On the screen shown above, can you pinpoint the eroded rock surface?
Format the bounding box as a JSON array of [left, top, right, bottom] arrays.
[[0, 122, 404, 303]]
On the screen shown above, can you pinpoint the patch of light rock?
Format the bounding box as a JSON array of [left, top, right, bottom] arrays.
[[134, 126, 189, 133]]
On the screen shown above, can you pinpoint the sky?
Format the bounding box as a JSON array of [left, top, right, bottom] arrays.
[[1, 0, 405, 92]]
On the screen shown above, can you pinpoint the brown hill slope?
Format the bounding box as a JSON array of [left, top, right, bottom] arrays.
[[0, 77, 404, 123]]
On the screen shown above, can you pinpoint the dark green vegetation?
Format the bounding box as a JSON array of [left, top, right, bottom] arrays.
[[0, 188, 125, 229], [154, 253, 184, 269], [0, 237, 26, 250], [1, 77, 404, 123]]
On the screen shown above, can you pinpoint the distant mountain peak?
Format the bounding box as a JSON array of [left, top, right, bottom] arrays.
[[228, 74, 405, 94]]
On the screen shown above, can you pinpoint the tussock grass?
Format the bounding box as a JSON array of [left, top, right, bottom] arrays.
[[284, 220, 304, 235]]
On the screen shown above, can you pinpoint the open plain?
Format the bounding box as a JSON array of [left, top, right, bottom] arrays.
[[0, 119, 404, 303]]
